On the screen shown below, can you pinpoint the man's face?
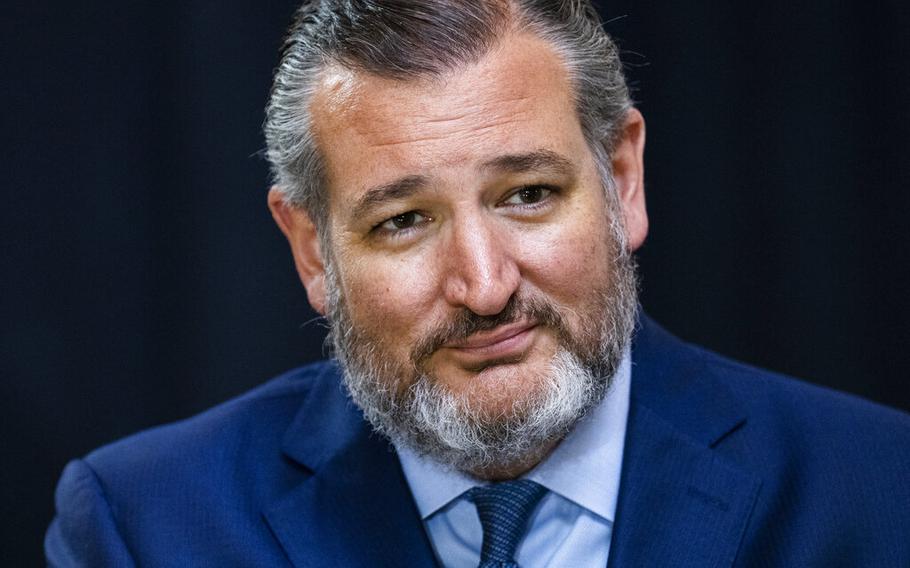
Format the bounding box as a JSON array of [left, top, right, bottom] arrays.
[[274, 33, 647, 477]]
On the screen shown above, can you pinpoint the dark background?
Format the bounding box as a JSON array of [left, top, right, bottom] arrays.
[[4, 1, 909, 563]]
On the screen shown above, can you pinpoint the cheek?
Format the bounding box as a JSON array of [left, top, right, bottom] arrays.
[[515, 217, 612, 305], [339, 255, 439, 347]]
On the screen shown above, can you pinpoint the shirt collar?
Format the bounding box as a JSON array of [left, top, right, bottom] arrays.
[[396, 349, 631, 523]]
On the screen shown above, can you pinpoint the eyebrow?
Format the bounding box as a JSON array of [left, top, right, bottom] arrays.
[[350, 174, 429, 221], [481, 149, 576, 176], [348, 149, 576, 221]]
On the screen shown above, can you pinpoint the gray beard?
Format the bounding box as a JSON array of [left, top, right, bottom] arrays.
[[324, 210, 639, 478]]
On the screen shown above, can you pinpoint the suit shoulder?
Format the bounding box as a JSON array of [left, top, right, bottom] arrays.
[[636, 316, 910, 437], [49, 362, 343, 564], [670, 339, 910, 500], [666, 342, 910, 562], [691, 343, 910, 436], [83, 360, 340, 481]]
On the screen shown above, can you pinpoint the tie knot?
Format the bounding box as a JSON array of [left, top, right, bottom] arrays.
[[467, 479, 547, 566]]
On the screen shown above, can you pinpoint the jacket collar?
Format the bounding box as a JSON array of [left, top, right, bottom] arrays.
[[264, 362, 438, 567], [607, 315, 760, 567], [265, 315, 760, 567]]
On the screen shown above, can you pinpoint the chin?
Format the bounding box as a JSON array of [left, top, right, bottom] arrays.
[[432, 357, 555, 416], [342, 343, 609, 479]]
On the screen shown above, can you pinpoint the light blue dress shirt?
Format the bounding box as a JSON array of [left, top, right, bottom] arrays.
[[396, 351, 631, 568]]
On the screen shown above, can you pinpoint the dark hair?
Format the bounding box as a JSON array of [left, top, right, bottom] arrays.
[[264, 0, 631, 230]]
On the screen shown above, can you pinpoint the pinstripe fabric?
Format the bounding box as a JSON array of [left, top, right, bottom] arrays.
[[467, 480, 547, 567]]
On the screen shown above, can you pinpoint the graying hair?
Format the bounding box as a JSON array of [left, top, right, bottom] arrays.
[[263, 0, 632, 232]]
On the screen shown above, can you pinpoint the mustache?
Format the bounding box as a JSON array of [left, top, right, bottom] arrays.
[[409, 294, 567, 366]]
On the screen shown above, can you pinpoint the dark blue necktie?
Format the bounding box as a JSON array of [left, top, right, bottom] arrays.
[[467, 479, 547, 568]]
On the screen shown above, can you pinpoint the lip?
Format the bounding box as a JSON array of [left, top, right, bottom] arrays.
[[444, 321, 538, 362]]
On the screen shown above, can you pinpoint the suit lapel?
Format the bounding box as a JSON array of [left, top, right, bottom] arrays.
[[263, 365, 437, 568], [607, 405, 760, 567], [607, 317, 761, 567], [263, 317, 761, 567]]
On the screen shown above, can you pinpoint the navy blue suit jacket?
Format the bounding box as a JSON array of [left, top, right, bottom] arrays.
[[46, 317, 910, 566]]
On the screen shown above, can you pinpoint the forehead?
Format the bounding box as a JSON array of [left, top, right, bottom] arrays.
[[309, 33, 586, 205]]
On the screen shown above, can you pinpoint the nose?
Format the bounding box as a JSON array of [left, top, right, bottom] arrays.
[[442, 217, 520, 316]]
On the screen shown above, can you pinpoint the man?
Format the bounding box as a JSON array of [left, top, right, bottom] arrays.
[[47, 1, 910, 566]]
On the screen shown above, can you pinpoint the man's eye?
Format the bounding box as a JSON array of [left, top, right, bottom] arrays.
[[503, 185, 553, 205], [378, 211, 427, 232]]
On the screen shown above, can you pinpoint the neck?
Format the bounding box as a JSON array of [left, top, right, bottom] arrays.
[[466, 438, 560, 481]]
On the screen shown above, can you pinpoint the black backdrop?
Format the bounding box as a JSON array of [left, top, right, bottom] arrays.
[[4, 1, 909, 563]]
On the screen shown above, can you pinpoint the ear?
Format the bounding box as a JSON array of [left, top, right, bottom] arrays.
[[267, 186, 328, 315], [610, 107, 648, 252]]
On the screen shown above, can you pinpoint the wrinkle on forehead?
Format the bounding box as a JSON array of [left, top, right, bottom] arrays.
[[309, 33, 579, 187], [317, 82, 537, 148], [368, 114, 531, 149], [314, 34, 569, 126]]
